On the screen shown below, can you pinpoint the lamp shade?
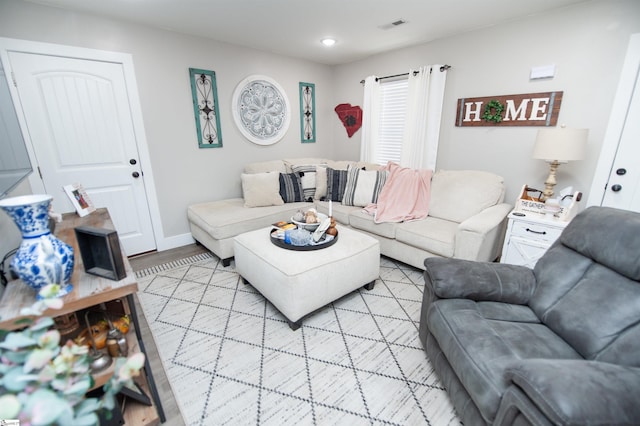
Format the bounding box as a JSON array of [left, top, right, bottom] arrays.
[[532, 128, 588, 162]]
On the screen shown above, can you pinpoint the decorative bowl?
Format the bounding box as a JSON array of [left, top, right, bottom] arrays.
[[291, 212, 328, 231]]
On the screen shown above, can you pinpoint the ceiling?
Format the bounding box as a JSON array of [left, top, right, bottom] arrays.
[[27, 0, 590, 65]]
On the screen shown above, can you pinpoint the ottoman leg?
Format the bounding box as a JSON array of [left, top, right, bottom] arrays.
[[222, 257, 232, 267], [287, 319, 302, 331], [363, 280, 375, 291], [241, 277, 250, 285]]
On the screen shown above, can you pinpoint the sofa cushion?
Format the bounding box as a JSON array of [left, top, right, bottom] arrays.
[[188, 198, 311, 240], [342, 166, 388, 207], [530, 208, 640, 367], [241, 172, 284, 207], [429, 170, 505, 223], [244, 160, 286, 174], [395, 217, 458, 258], [427, 298, 582, 423], [560, 206, 640, 281], [326, 167, 348, 202], [284, 157, 328, 172], [325, 160, 355, 170], [279, 172, 304, 203], [534, 252, 640, 366], [291, 164, 324, 201], [349, 209, 397, 239], [314, 200, 360, 226], [355, 161, 384, 171]]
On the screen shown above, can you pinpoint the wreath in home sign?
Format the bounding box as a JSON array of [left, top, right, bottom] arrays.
[[482, 99, 505, 123]]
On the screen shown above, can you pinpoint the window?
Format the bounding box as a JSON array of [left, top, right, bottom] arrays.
[[376, 78, 408, 165]]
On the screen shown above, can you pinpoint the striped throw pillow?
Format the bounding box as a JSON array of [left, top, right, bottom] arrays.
[[291, 164, 324, 202], [326, 168, 348, 202], [342, 166, 389, 207], [279, 173, 304, 203]]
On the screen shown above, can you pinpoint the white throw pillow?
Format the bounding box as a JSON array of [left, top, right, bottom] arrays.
[[241, 172, 284, 208], [291, 164, 325, 201], [315, 166, 328, 200], [342, 166, 389, 207]]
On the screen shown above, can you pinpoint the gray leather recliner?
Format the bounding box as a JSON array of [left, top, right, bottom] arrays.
[[419, 206, 640, 425]]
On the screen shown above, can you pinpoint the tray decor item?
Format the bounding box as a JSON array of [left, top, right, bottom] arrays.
[[74, 225, 126, 281], [270, 229, 338, 251]]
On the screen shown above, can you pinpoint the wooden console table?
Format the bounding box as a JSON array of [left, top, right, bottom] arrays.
[[0, 208, 165, 425]]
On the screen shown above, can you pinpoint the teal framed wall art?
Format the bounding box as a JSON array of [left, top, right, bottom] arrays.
[[189, 68, 223, 148], [299, 82, 315, 143]]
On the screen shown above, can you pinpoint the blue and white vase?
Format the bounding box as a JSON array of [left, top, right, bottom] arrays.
[[0, 194, 74, 298]]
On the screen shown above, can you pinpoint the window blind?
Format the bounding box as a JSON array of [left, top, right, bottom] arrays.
[[376, 78, 408, 165]]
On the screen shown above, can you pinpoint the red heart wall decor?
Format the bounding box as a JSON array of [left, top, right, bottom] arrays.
[[334, 103, 363, 138]]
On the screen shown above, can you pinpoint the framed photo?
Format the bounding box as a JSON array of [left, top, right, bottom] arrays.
[[189, 68, 223, 148], [63, 183, 96, 217]]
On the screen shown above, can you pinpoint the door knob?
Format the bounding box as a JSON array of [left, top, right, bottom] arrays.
[[132, 171, 140, 178], [611, 184, 622, 192], [130, 159, 137, 165]]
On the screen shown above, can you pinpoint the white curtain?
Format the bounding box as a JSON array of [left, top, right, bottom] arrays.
[[359, 75, 381, 163], [400, 65, 448, 170]]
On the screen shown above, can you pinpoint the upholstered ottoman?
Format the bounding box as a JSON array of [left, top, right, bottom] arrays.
[[233, 225, 380, 330]]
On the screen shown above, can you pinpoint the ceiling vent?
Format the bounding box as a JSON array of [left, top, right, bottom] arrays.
[[379, 19, 407, 30]]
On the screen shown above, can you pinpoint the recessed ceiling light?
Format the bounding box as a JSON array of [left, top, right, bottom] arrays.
[[321, 38, 336, 47]]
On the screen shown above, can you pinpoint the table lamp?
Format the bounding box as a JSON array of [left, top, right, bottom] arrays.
[[532, 127, 587, 200]]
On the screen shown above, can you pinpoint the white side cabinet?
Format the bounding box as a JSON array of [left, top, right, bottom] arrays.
[[500, 212, 570, 268]]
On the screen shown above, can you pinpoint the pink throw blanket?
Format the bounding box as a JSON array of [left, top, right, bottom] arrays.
[[364, 162, 432, 223]]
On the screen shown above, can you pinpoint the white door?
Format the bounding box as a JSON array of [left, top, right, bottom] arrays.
[[8, 51, 156, 255], [600, 69, 640, 212], [589, 33, 640, 214]]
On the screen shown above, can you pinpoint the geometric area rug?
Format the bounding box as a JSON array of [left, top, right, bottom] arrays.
[[135, 253, 461, 425]]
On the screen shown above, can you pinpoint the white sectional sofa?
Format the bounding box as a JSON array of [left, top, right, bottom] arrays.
[[187, 158, 513, 270]]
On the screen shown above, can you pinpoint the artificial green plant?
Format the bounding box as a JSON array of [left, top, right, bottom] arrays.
[[0, 284, 145, 425]]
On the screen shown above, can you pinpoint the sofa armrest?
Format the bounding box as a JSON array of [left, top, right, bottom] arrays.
[[498, 359, 640, 425], [454, 202, 513, 261], [423, 257, 536, 304]]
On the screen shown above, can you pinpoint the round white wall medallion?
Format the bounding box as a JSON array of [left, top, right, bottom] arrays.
[[232, 75, 291, 145]]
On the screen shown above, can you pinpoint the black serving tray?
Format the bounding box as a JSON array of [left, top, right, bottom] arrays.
[[270, 230, 338, 251]]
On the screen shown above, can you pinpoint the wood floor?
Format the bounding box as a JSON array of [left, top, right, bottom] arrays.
[[129, 244, 209, 426]]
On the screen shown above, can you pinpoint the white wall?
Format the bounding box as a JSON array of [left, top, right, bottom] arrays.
[[332, 0, 640, 203], [1, 0, 639, 254], [0, 0, 335, 245]]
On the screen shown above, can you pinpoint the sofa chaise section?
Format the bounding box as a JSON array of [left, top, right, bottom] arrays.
[[188, 198, 311, 266]]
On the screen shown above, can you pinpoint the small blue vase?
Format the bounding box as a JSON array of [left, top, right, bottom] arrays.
[[0, 194, 74, 298]]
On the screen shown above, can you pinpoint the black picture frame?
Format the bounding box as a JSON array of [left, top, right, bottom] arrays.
[[74, 226, 126, 281]]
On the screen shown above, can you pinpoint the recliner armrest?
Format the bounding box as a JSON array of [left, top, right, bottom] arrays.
[[424, 257, 536, 304], [499, 359, 640, 425]]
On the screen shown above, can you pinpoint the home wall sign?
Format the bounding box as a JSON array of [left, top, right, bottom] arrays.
[[189, 68, 223, 148], [455, 91, 563, 127], [232, 75, 291, 145], [299, 82, 315, 143], [334, 103, 362, 138]]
